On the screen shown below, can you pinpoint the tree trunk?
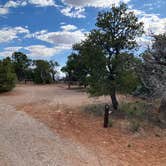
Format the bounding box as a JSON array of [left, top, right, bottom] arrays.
[[110, 88, 119, 110]]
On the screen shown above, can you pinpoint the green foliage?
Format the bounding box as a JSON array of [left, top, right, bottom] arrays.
[[33, 60, 53, 84], [11, 52, 59, 84], [120, 101, 147, 118], [119, 101, 160, 124], [12, 52, 31, 81], [69, 3, 144, 109], [0, 57, 16, 92], [116, 70, 140, 94], [61, 53, 88, 86], [112, 53, 142, 94]]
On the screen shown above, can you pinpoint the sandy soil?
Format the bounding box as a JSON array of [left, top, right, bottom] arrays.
[[0, 84, 166, 166]]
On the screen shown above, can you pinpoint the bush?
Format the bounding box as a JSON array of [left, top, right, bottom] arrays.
[[0, 58, 16, 92], [120, 101, 148, 119]]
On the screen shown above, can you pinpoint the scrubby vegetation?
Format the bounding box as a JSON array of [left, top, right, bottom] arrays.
[[82, 98, 165, 130], [0, 57, 16, 92]]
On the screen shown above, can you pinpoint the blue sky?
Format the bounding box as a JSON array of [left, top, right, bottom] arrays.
[[0, 0, 166, 66]]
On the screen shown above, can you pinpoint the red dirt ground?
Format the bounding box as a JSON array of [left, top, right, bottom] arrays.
[[1, 84, 166, 165], [18, 101, 166, 166]]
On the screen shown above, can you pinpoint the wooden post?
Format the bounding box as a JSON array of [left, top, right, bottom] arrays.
[[104, 104, 110, 128]]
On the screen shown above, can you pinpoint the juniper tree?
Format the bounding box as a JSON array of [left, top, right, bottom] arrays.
[[74, 3, 144, 110]]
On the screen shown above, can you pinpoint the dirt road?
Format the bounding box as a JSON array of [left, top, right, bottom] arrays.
[[0, 85, 110, 166], [0, 84, 166, 166], [0, 84, 111, 107]]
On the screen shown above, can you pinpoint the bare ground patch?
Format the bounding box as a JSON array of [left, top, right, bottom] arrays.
[[17, 101, 166, 166]]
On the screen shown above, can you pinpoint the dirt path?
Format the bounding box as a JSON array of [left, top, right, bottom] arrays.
[[0, 84, 112, 165], [0, 102, 104, 166], [0, 84, 166, 166]]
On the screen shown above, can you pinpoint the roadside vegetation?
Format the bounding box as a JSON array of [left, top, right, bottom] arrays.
[[0, 57, 16, 92]]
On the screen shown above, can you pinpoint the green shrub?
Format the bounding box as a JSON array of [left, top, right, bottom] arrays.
[[0, 58, 16, 92], [120, 101, 147, 119]]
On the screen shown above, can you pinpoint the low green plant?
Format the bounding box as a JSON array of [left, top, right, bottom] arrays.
[[120, 101, 147, 119], [108, 118, 113, 127], [130, 119, 140, 132]]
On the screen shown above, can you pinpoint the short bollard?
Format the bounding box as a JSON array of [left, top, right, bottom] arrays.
[[104, 104, 110, 128]]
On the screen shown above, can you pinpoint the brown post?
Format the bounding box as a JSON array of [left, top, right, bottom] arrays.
[[104, 104, 110, 128]]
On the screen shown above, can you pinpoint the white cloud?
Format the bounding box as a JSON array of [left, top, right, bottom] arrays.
[[0, 51, 13, 58], [61, 0, 130, 8], [0, 45, 70, 59], [4, 1, 27, 8], [139, 14, 166, 35], [26, 26, 86, 47], [25, 45, 70, 58], [0, 7, 9, 15], [60, 24, 77, 31], [0, 46, 22, 58], [0, 26, 30, 43], [4, 46, 22, 52], [0, 25, 85, 59], [31, 30, 85, 46], [127, 8, 166, 47], [127, 8, 166, 35], [20, 25, 86, 58], [4, 0, 56, 8], [28, 0, 56, 7], [61, 6, 85, 18], [60, 0, 130, 18]]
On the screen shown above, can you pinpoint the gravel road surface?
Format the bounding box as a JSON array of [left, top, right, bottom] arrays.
[[0, 102, 100, 166]]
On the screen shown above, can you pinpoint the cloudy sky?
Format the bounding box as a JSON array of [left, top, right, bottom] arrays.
[[0, 0, 166, 66]]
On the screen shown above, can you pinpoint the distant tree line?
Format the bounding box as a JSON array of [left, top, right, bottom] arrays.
[[0, 52, 59, 92]]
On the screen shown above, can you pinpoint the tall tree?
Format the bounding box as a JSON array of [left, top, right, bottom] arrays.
[[33, 60, 52, 84], [61, 53, 87, 88], [74, 3, 144, 110], [12, 52, 30, 81], [49, 60, 59, 83]]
